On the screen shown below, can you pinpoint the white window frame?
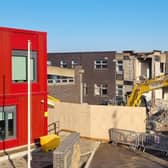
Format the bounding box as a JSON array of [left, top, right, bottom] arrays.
[[71, 60, 78, 68], [60, 60, 67, 68], [94, 84, 108, 96], [116, 85, 123, 97], [116, 60, 123, 74], [94, 59, 108, 70]]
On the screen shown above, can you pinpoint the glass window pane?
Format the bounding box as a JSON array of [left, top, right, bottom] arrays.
[[102, 64, 107, 68], [0, 111, 4, 120], [12, 56, 27, 81], [7, 112, 14, 137], [96, 65, 101, 69], [0, 112, 5, 139], [12, 50, 37, 83], [102, 89, 107, 95]]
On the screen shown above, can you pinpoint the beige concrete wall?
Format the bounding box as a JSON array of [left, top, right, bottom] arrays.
[[49, 102, 91, 137], [49, 102, 146, 140], [90, 105, 146, 139]]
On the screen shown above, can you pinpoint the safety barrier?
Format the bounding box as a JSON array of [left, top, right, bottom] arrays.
[[139, 133, 168, 153], [109, 128, 139, 149], [110, 128, 168, 154]]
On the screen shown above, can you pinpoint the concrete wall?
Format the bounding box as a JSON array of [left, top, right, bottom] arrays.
[[49, 103, 91, 137], [49, 102, 146, 140]]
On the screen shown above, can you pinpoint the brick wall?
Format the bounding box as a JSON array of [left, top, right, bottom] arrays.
[[48, 66, 82, 103]]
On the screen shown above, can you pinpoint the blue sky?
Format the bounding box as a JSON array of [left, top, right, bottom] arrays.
[[1, 0, 168, 52]]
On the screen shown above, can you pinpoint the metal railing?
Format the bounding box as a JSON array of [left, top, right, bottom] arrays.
[[139, 133, 168, 153], [109, 128, 139, 149], [48, 121, 60, 135], [109, 128, 168, 154]]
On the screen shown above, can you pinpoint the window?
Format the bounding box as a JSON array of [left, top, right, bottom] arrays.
[[116, 85, 124, 105], [60, 60, 67, 68], [12, 50, 37, 83], [47, 60, 52, 65], [94, 84, 108, 96], [160, 63, 164, 73], [116, 85, 123, 96], [83, 83, 88, 96], [0, 106, 16, 140], [47, 75, 74, 84], [71, 60, 78, 68], [94, 59, 108, 69], [116, 60, 123, 74]]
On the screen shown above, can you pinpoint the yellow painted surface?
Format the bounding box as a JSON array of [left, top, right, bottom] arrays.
[[40, 134, 60, 152]]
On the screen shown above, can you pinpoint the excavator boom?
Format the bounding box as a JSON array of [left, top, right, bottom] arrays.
[[127, 74, 168, 106]]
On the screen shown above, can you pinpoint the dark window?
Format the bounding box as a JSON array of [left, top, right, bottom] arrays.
[[160, 63, 164, 73], [0, 106, 16, 140], [124, 81, 133, 85], [116, 60, 123, 73]]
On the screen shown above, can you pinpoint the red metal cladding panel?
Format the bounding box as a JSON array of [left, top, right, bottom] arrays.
[[0, 27, 47, 150], [11, 32, 38, 51]]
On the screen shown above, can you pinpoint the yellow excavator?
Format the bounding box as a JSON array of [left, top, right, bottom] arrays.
[[127, 74, 168, 107], [126, 74, 168, 131]]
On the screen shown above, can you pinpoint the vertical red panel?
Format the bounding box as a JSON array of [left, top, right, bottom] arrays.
[[0, 27, 47, 150]]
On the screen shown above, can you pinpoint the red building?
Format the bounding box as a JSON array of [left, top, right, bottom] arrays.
[[0, 27, 48, 150]]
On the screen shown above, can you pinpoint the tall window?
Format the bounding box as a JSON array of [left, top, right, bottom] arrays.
[[160, 63, 164, 73], [94, 59, 108, 69], [94, 84, 108, 96], [116, 60, 123, 74], [116, 85, 124, 105], [116, 85, 123, 97], [71, 60, 78, 68], [0, 106, 16, 140], [60, 60, 67, 68], [12, 50, 37, 83], [83, 83, 88, 96]]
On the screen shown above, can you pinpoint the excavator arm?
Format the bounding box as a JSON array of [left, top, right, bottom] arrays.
[[127, 74, 168, 106]]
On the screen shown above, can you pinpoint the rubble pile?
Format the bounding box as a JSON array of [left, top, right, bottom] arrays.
[[148, 99, 168, 132]]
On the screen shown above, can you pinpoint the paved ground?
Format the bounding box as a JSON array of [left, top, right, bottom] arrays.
[[0, 134, 98, 168], [1, 135, 167, 168], [89, 143, 168, 168]]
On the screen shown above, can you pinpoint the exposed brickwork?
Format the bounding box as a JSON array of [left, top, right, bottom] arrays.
[[48, 52, 116, 105], [48, 66, 82, 103]]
